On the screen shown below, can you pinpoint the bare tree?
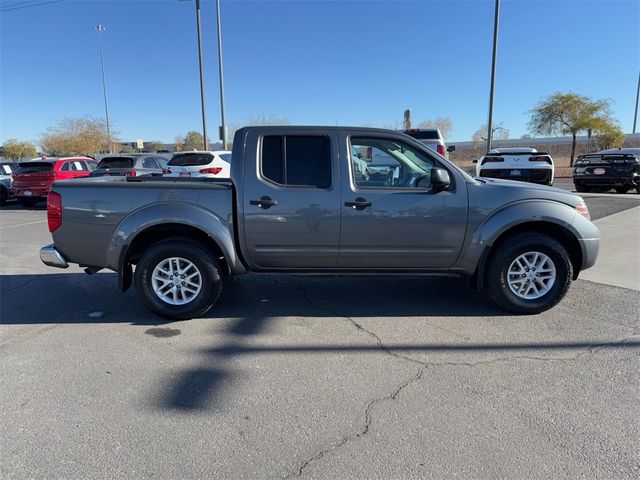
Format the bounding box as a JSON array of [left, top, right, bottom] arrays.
[[40, 116, 116, 156], [416, 117, 453, 140], [472, 122, 510, 147]]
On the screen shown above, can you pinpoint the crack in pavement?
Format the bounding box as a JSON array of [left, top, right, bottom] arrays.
[[281, 279, 640, 478]]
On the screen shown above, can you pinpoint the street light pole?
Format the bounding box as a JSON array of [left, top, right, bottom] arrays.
[[633, 70, 640, 134], [195, 0, 208, 150], [216, 0, 227, 150], [486, 0, 500, 153], [95, 24, 112, 153]]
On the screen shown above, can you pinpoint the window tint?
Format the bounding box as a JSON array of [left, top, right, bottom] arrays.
[[261, 135, 331, 188], [350, 137, 436, 189], [60, 162, 70, 171], [16, 162, 53, 173], [168, 153, 214, 167], [404, 130, 441, 140], [97, 157, 134, 169], [142, 157, 159, 169]]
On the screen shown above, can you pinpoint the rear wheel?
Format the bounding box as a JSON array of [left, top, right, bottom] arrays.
[[134, 240, 224, 320], [486, 233, 573, 314], [615, 186, 630, 194], [17, 197, 39, 207]]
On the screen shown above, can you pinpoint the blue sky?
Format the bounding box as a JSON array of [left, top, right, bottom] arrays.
[[1, 0, 638, 145]]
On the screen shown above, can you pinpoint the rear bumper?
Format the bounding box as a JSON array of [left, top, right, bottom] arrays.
[[573, 174, 638, 187], [11, 187, 50, 198], [40, 244, 69, 269], [480, 168, 553, 184]]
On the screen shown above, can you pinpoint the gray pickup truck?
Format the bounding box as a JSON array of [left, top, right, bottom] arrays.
[[40, 126, 599, 319]]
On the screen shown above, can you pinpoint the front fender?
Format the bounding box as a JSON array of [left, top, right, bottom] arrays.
[[105, 201, 239, 275], [455, 199, 585, 274]]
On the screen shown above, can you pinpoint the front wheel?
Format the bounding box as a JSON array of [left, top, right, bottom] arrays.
[[134, 240, 224, 320], [486, 233, 573, 314]]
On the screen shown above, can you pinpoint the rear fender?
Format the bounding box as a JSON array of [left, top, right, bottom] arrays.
[[106, 202, 240, 288]]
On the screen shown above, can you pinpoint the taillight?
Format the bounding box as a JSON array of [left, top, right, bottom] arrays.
[[125, 170, 137, 177], [482, 156, 504, 164], [437, 144, 446, 157], [529, 155, 552, 164], [47, 191, 62, 232], [199, 167, 223, 175], [161, 168, 171, 174], [575, 199, 590, 221]]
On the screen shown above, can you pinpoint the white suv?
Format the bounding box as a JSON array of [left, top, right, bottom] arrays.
[[166, 151, 231, 178], [403, 128, 455, 158], [474, 148, 554, 186]]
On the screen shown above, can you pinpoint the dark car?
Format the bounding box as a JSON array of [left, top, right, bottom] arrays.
[[573, 148, 640, 194], [91, 154, 169, 178], [0, 161, 18, 205]]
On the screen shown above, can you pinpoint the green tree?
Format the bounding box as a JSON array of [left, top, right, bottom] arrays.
[[181, 131, 206, 151], [40, 116, 115, 156], [528, 92, 616, 166], [1, 138, 37, 160], [593, 123, 625, 151]]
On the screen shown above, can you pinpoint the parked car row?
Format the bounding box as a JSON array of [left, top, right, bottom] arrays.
[[3, 150, 232, 207]]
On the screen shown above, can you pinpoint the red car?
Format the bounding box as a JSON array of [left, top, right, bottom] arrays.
[[11, 157, 98, 207]]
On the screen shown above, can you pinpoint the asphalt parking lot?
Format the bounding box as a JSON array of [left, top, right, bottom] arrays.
[[1, 182, 639, 479]]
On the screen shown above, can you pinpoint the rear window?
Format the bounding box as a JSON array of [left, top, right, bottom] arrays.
[[15, 162, 54, 173], [404, 130, 441, 140], [96, 157, 134, 169], [261, 135, 331, 188], [168, 153, 214, 167]]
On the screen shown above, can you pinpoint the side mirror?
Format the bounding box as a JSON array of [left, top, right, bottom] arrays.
[[472, 159, 478, 164], [430, 168, 451, 190], [447, 145, 456, 153]]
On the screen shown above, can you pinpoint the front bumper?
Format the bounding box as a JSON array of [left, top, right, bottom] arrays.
[[40, 244, 69, 269]]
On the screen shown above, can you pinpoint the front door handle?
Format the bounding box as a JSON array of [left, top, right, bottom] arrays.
[[344, 197, 372, 210], [250, 196, 278, 209]]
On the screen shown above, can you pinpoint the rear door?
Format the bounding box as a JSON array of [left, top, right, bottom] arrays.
[[338, 130, 468, 269], [241, 129, 340, 269]]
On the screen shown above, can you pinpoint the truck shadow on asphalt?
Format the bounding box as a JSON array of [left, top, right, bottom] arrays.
[[3, 272, 639, 412]]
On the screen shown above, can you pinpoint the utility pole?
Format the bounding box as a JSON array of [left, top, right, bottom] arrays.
[[216, 0, 228, 149], [195, 0, 208, 150], [486, 0, 500, 153], [95, 24, 112, 153], [633, 70, 640, 134]]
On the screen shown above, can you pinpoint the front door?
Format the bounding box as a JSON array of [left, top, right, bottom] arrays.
[[242, 129, 341, 270], [338, 131, 468, 269]]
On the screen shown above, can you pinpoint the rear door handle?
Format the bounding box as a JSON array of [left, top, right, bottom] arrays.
[[250, 196, 278, 209], [344, 197, 372, 210]]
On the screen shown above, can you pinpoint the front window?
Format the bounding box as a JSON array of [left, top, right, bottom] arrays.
[[349, 137, 436, 189]]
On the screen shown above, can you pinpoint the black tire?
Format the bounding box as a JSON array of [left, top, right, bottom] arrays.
[[486, 233, 573, 314], [134, 239, 224, 320], [574, 184, 590, 193], [614, 186, 630, 194], [17, 197, 39, 207], [635, 184, 640, 195], [0, 188, 7, 206]]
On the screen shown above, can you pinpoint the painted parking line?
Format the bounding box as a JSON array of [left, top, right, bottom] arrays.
[[0, 220, 47, 229]]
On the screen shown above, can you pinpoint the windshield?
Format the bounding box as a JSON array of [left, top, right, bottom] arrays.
[[96, 157, 134, 169], [168, 153, 214, 167]]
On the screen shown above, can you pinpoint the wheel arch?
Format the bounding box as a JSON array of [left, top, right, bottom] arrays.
[[472, 220, 583, 292]]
